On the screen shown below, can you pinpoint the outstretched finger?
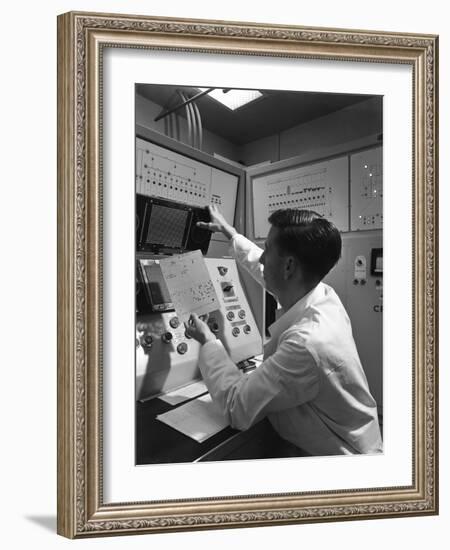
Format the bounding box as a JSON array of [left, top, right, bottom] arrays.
[[196, 221, 210, 229]]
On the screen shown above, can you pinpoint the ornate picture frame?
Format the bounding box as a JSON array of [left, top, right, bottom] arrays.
[[57, 11, 438, 538]]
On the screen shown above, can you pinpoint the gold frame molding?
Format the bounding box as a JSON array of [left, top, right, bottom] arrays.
[[57, 11, 439, 538]]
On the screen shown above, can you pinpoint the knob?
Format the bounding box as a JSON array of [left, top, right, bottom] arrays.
[[142, 334, 153, 348], [161, 332, 173, 343], [353, 279, 359, 285], [243, 325, 251, 334], [169, 316, 180, 329], [184, 331, 192, 339], [210, 322, 219, 333], [238, 309, 246, 319], [208, 318, 219, 333], [226, 311, 235, 321], [232, 327, 240, 337], [177, 342, 188, 355], [361, 279, 366, 285]]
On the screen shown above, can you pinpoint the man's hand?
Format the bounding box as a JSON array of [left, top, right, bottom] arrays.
[[197, 205, 237, 240], [185, 313, 216, 345]]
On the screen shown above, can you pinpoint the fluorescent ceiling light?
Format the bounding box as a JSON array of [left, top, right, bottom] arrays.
[[199, 88, 262, 110]]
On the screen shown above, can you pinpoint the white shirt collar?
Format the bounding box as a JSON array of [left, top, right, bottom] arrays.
[[268, 283, 326, 340]]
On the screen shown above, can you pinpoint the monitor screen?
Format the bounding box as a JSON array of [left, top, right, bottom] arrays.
[[140, 260, 173, 311], [145, 203, 191, 249]]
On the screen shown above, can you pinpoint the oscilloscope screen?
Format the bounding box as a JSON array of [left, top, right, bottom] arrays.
[[145, 202, 192, 250]]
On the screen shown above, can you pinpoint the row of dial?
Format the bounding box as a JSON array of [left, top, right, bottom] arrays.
[[137, 312, 252, 355]]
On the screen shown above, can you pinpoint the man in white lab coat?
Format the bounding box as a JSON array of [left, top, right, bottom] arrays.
[[186, 205, 382, 456]]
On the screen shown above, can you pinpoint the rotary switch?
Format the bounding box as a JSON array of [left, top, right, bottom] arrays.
[[177, 342, 188, 355], [208, 318, 220, 333], [142, 334, 153, 349], [169, 316, 180, 329], [161, 332, 173, 344]]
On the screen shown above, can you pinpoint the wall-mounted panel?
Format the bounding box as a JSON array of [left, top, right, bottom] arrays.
[[136, 137, 238, 230], [251, 156, 349, 239], [350, 146, 383, 230]]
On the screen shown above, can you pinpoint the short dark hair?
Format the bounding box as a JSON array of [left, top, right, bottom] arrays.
[[268, 209, 342, 282]]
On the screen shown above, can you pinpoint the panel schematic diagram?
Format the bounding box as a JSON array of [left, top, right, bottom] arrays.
[[136, 137, 238, 228], [350, 146, 383, 230], [252, 156, 349, 239]]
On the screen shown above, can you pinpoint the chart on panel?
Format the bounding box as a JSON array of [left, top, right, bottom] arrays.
[[136, 137, 238, 228], [252, 156, 349, 239], [159, 250, 220, 322], [350, 146, 383, 230]]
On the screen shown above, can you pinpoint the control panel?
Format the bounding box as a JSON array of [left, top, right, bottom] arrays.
[[136, 311, 201, 401], [136, 257, 262, 401], [204, 258, 262, 364], [323, 231, 383, 411], [136, 137, 238, 229]]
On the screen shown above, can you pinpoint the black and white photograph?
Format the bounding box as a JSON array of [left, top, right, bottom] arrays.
[[53, 8, 438, 540], [134, 83, 384, 465]]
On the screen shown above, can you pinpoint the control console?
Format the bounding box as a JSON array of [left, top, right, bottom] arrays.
[[136, 257, 262, 401]]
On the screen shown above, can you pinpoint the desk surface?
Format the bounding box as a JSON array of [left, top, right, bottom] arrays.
[[136, 395, 237, 465], [136, 394, 309, 465]]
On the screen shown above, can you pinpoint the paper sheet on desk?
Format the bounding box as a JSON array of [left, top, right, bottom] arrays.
[[159, 250, 219, 322], [156, 394, 229, 443], [158, 380, 208, 406]]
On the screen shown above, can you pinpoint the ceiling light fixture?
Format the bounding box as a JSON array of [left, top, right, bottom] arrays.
[[199, 88, 262, 110]]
